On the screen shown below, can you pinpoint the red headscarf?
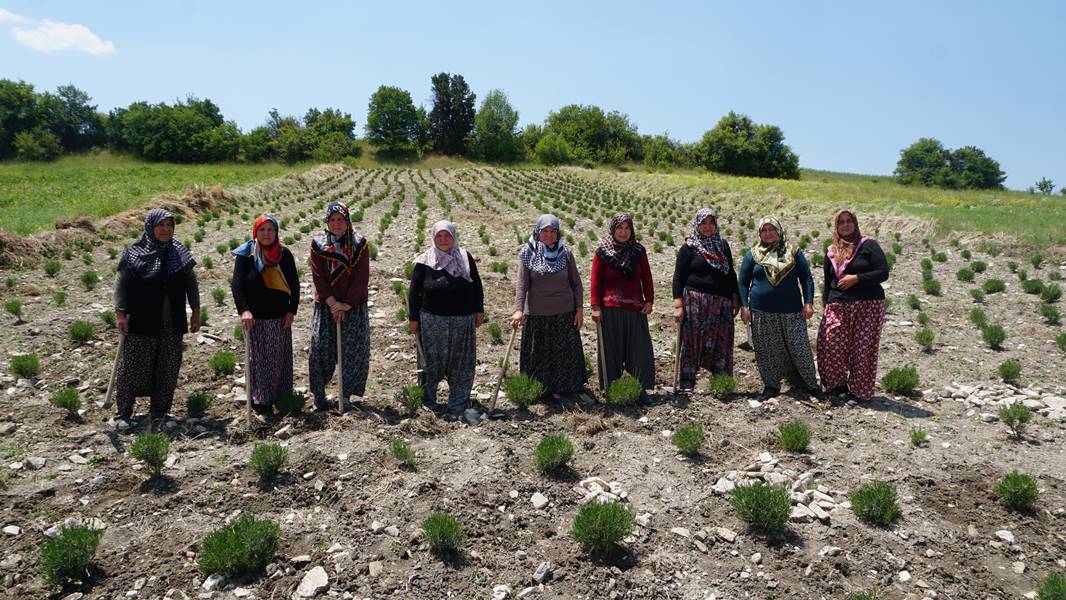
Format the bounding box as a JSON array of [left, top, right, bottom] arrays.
[[254, 215, 282, 266]]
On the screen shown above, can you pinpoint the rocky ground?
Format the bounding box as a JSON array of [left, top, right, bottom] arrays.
[[0, 165, 1063, 599]]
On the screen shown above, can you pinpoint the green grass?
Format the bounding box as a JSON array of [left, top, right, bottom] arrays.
[[0, 154, 307, 234], [534, 433, 575, 474]]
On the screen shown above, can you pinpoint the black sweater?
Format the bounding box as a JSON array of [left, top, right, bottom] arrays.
[[231, 249, 300, 319], [672, 243, 740, 299], [822, 239, 890, 304], [408, 257, 485, 319]]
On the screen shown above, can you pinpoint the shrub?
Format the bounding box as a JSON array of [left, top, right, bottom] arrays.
[[50, 387, 80, 416], [997, 360, 1022, 385], [920, 258, 933, 270], [233, 324, 244, 341], [983, 279, 1006, 294], [1007, 260, 1019, 272], [932, 251, 947, 263], [505, 373, 544, 408], [1058, 333, 1066, 353], [922, 278, 942, 296], [571, 500, 634, 552], [916, 312, 930, 326], [731, 482, 791, 533], [910, 426, 928, 447], [971, 260, 987, 273], [1042, 284, 1062, 303], [996, 471, 1038, 512], [534, 433, 575, 473], [846, 591, 882, 600], [215, 243, 227, 255], [1030, 254, 1044, 269], [960, 248, 971, 259], [187, 392, 212, 417], [998, 403, 1031, 438], [1018, 269, 1029, 282], [395, 385, 424, 414], [422, 512, 466, 553], [274, 390, 306, 416], [1039, 572, 1066, 600], [915, 327, 934, 352], [202, 256, 214, 269], [4, 299, 23, 323], [777, 420, 811, 452], [605, 374, 643, 406], [200, 306, 210, 326], [487, 322, 503, 345], [212, 288, 226, 306], [54, 290, 68, 307], [390, 438, 416, 468], [906, 294, 921, 310], [43, 259, 61, 277], [68, 320, 95, 343], [39, 524, 103, 587], [970, 289, 985, 303], [982, 324, 1006, 350], [706, 373, 736, 400], [1022, 279, 1045, 295], [129, 432, 170, 478], [920, 268, 933, 282], [99, 309, 116, 328], [197, 514, 280, 578], [80, 270, 99, 291], [10, 353, 40, 378], [956, 267, 974, 282], [1041, 304, 1061, 325], [1052, 271, 1063, 282], [671, 423, 705, 457], [209, 351, 237, 377], [249, 443, 288, 484], [849, 481, 901, 527], [881, 365, 919, 395], [969, 308, 987, 328]]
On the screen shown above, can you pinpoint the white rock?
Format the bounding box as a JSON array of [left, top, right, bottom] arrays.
[[1012, 561, 1025, 574], [291, 555, 312, 565], [995, 530, 1014, 544], [530, 492, 549, 510], [818, 546, 841, 557], [807, 502, 831, 523], [1, 525, 19, 536], [492, 584, 512, 600], [368, 561, 384, 578], [899, 570, 912, 583], [384, 525, 400, 537], [233, 588, 251, 598], [751, 552, 762, 564], [296, 566, 329, 597], [757, 451, 773, 463], [532, 561, 553, 583], [274, 425, 292, 440], [711, 527, 736, 543], [635, 513, 652, 527], [670, 527, 690, 538], [201, 574, 224, 591], [712, 477, 735, 495], [789, 505, 814, 523], [370, 521, 385, 533]]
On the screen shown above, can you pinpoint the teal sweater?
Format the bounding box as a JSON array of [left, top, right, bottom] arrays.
[[738, 250, 814, 313]]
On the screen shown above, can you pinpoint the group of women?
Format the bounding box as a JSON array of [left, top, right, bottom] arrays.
[[109, 202, 889, 425]]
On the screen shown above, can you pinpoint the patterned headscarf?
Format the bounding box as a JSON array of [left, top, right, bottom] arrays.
[[233, 214, 290, 296], [119, 208, 195, 281], [520, 214, 569, 275], [596, 213, 645, 279], [684, 208, 731, 274], [750, 217, 797, 286], [310, 202, 366, 285], [827, 209, 867, 279], [414, 220, 472, 281]]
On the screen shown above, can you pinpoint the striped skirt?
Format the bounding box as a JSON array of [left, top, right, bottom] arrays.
[[246, 317, 293, 406], [519, 311, 588, 395], [816, 299, 885, 400]]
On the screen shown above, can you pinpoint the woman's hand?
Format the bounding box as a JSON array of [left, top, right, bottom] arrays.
[[741, 307, 752, 324], [190, 308, 202, 333], [573, 307, 584, 330], [283, 312, 295, 328], [641, 301, 653, 315], [408, 320, 419, 334], [672, 302, 684, 324], [241, 310, 255, 331], [116, 311, 128, 335], [803, 303, 814, 320], [590, 306, 602, 324], [475, 312, 485, 327], [732, 294, 741, 318], [510, 310, 525, 329], [836, 274, 860, 290]]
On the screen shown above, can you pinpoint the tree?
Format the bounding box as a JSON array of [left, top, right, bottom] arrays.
[[275, 125, 314, 164], [364, 85, 421, 152], [240, 126, 274, 162], [0, 79, 40, 158], [694, 111, 800, 179], [468, 89, 520, 162], [14, 128, 62, 161], [542, 104, 641, 164], [108, 96, 238, 162], [895, 138, 1006, 190], [534, 133, 572, 165], [1035, 177, 1055, 195], [427, 73, 476, 155], [642, 133, 687, 170], [948, 145, 1005, 190], [39, 84, 104, 151]]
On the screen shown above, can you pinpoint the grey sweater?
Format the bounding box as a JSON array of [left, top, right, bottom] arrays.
[[514, 250, 583, 316]]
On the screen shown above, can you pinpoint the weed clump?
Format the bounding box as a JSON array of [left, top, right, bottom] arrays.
[[998, 403, 1031, 438], [778, 420, 812, 452], [982, 325, 1006, 350], [209, 351, 237, 377], [505, 373, 544, 408], [534, 433, 575, 474], [706, 373, 737, 400], [996, 471, 1038, 512], [1042, 284, 1062, 303], [187, 392, 212, 417], [1039, 572, 1066, 599], [129, 432, 170, 478], [68, 320, 95, 343], [997, 360, 1022, 385], [922, 278, 942, 296], [571, 500, 634, 553], [197, 513, 280, 578], [1057, 333, 1066, 353], [605, 374, 643, 406], [50, 387, 80, 417], [390, 438, 416, 469], [906, 294, 921, 310], [39, 524, 103, 588], [671, 423, 705, 457], [487, 322, 503, 344], [10, 353, 40, 378], [956, 267, 974, 282], [849, 481, 901, 527], [1039, 304, 1060, 325], [80, 270, 99, 291], [249, 443, 288, 484], [881, 365, 919, 395], [983, 279, 1006, 294], [731, 482, 791, 533], [395, 385, 423, 414], [909, 426, 928, 447], [273, 390, 305, 416], [422, 512, 466, 554], [915, 327, 934, 351]]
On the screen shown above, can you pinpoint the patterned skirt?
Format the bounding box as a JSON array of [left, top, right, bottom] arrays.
[[246, 317, 293, 406], [750, 310, 819, 394], [418, 310, 477, 414], [676, 288, 734, 389], [308, 302, 371, 406], [113, 333, 184, 420], [816, 299, 885, 400], [519, 311, 588, 395], [598, 307, 656, 391]]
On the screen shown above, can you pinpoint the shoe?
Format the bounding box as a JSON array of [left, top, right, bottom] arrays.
[[759, 388, 780, 401], [639, 391, 657, 406], [807, 388, 826, 402], [252, 404, 274, 417], [826, 386, 848, 399], [313, 400, 335, 412]]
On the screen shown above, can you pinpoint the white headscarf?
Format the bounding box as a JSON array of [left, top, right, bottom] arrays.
[[414, 220, 472, 281]]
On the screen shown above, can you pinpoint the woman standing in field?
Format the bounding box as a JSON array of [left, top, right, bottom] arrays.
[[510, 214, 587, 399], [112, 208, 200, 424], [671, 208, 739, 392], [308, 202, 371, 412], [738, 217, 821, 400], [590, 213, 656, 405], [816, 209, 890, 401], [231, 214, 300, 417], [408, 220, 485, 417]]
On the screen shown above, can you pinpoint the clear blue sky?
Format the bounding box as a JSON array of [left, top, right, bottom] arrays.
[[3, 0, 1063, 190]]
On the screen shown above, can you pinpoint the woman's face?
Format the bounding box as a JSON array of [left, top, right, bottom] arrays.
[[434, 229, 454, 252], [836, 212, 856, 237], [698, 216, 717, 237], [153, 218, 175, 243], [538, 226, 558, 246], [759, 224, 779, 244], [327, 212, 348, 236], [256, 221, 277, 246], [612, 221, 632, 243]]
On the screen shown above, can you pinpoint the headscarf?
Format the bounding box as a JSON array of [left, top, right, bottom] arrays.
[[827, 209, 868, 279], [595, 213, 646, 279], [414, 220, 472, 281], [520, 214, 569, 275], [232, 214, 290, 296], [119, 208, 195, 281], [683, 208, 731, 274], [310, 202, 366, 285], [750, 217, 797, 286]]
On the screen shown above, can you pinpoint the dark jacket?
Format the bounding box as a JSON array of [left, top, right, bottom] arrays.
[[231, 248, 300, 319]]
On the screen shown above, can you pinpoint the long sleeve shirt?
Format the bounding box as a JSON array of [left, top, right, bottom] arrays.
[[408, 256, 485, 319], [737, 250, 814, 313], [590, 252, 654, 311], [231, 249, 300, 319], [671, 244, 739, 300], [822, 239, 890, 304], [515, 251, 583, 316], [114, 267, 200, 313], [310, 246, 370, 307]]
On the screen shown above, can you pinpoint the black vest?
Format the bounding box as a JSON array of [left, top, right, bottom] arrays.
[[125, 269, 190, 336]]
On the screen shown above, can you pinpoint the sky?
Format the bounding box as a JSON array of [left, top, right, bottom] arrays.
[[2, 0, 1064, 190]]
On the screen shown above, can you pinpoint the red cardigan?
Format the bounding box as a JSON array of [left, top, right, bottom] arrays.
[[310, 248, 370, 307], [590, 252, 654, 311]]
